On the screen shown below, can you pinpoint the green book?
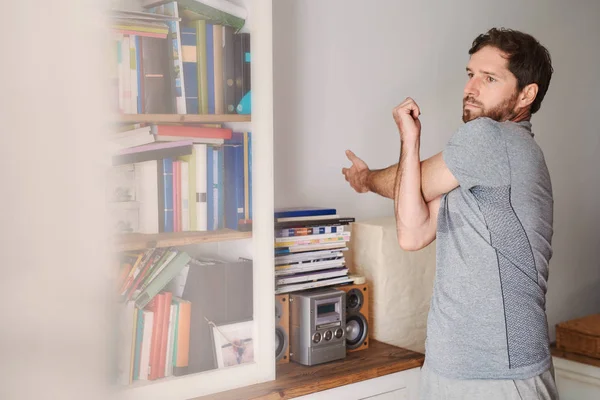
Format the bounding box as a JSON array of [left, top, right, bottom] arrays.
[[135, 251, 192, 309], [195, 19, 209, 114], [178, 151, 197, 230]]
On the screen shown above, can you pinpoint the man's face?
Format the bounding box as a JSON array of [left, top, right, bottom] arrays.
[[463, 46, 520, 123]]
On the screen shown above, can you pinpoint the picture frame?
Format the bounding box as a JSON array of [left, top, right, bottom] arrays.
[[211, 319, 255, 368]]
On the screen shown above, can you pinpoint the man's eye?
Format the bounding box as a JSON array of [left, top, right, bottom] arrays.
[[487, 76, 496, 82], [467, 73, 474, 79]]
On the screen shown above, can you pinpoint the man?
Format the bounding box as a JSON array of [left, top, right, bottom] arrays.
[[342, 28, 558, 399]]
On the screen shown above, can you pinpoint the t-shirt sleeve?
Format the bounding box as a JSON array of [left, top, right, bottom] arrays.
[[443, 117, 510, 190]]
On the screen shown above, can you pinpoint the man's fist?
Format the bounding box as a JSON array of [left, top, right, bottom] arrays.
[[342, 150, 370, 193], [392, 97, 422, 141]]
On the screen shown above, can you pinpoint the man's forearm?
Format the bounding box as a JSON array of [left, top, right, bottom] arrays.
[[394, 139, 429, 238], [367, 153, 453, 203], [366, 164, 398, 199]]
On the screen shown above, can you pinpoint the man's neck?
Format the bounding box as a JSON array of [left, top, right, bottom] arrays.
[[510, 108, 531, 123]]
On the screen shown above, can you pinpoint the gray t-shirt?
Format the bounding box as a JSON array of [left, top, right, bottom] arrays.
[[426, 117, 554, 380]]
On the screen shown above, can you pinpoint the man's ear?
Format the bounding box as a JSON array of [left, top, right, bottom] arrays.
[[517, 83, 538, 109]]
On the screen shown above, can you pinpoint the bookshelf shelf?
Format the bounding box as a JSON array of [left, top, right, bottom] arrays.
[[118, 114, 251, 124], [114, 229, 252, 252]]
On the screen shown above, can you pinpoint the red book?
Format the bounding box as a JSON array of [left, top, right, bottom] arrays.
[[157, 291, 173, 378], [146, 293, 165, 380], [153, 125, 233, 140]]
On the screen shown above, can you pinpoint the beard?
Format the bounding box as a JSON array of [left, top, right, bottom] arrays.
[[462, 91, 519, 123]]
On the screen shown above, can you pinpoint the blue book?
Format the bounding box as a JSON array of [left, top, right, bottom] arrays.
[[217, 146, 225, 229], [247, 132, 252, 221], [205, 23, 215, 114], [274, 207, 337, 219], [224, 144, 245, 229], [207, 146, 215, 230], [163, 158, 174, 232], [181, 27, 199, 114]]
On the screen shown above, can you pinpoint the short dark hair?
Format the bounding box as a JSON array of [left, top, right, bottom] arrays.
[[469, 28, 553, 114]]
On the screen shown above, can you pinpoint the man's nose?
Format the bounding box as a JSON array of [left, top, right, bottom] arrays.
[[464, 77, 480, 98]]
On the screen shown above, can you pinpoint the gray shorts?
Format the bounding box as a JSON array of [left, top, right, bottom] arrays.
[[419, 361, 560, 400]]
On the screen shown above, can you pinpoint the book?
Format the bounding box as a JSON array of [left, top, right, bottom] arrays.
[[274, 207, 337, 219], [276, 267, 349, 286], [222, 26, 236, 113], [152, 124, 232, 139], [148, 2, 187, 114], [112, 142, 193, 166], [136, 251, 192, 309], [144, 0, 247, 31], [213, 24, 224, 114], [140, 36, 175, 113], [172, 297, 192, 376], [181, 26, 199, 114], [275, 276, 354, 295]]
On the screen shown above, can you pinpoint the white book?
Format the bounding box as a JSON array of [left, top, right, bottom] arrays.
[[138, 311, 154, 380], [180, 161, 190, 231], [275, 276, 354, 295], [275, 259, 346, 276], [276, 268, 349, 286], [154, 135, 225, 145], [134, 160, 160, 234], [274, 249, 347, 265], [194, 144, 208, 231], [278, 242, 347, 253], [165, 305, 177, 377]]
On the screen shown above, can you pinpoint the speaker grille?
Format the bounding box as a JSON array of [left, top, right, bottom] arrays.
[[346, 313, 368, 350], [275, 326, 288, 361], [346, 288, 364, 314]]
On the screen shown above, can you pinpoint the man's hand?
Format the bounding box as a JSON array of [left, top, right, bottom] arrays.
[[342, 150, 370, 193], [393, 97, 422, 141]]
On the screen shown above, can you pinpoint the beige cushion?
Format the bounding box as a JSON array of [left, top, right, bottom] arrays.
[[347, 217, 436, 353]]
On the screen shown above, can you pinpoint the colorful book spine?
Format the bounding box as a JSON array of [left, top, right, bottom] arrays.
[[222, 26, 236, 113], [181, 27, 199, 114], [195, 19, 208, 114], [162, 158, 174, 232], [205, 23, 215, 114], [148, 2, 187, 114]]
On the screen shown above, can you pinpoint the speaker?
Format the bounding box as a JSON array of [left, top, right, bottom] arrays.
[[275, 293, 290, 364], [336, 283, 369, 352]]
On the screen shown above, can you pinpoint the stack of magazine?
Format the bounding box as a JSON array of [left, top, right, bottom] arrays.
[[274, 207, 355, 294]]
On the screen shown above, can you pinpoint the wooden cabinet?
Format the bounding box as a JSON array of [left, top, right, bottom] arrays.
[[293, 368, 421, 400]]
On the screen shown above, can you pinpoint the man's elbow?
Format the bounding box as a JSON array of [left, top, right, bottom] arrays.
[[397, 235, 427, 252]]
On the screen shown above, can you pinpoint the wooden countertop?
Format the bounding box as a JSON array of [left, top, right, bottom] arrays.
[[551, 345, 600, 368], [193, 340, 424, 400]]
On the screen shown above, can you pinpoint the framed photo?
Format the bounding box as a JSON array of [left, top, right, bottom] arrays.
[[211, 319, 255, 368]]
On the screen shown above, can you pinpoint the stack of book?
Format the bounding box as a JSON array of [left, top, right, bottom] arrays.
[[116, 247, 193, 385], [273, 207, 355, 294]]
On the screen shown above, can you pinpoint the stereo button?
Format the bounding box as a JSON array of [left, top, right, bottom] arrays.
[[312, 332, 322, 343]]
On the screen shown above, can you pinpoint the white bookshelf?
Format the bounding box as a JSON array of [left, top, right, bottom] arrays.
[[115, 0, 275, 398]]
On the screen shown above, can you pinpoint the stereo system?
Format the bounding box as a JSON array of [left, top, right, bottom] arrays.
[[289, 288, 346, 366], [276, 282, 370, 367]]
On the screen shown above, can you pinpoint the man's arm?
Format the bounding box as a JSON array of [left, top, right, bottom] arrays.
[[343, 151, 458, 202]]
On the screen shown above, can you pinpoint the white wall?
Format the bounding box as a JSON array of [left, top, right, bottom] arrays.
[[0, 1, 111, 399], [273, 0, 600, 340]]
